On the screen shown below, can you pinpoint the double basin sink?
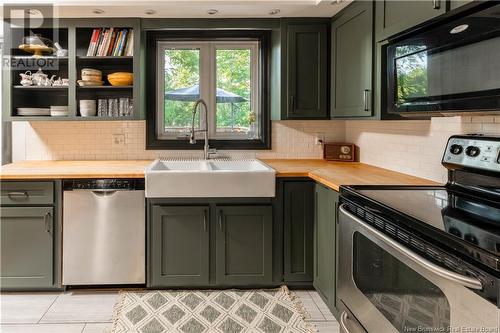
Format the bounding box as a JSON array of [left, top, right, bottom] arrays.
[[145, 159, 276, 198]]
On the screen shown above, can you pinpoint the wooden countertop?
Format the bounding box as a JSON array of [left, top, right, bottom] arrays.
[[0, 160, 151, 179], [261, 159, 439, 190], [0, 159, 438, 190]]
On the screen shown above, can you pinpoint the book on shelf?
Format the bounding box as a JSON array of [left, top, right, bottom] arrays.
[[85, 28, 134, 57]]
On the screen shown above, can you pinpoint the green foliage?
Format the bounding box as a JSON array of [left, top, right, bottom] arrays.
[[395, 45, 428, 105], [163, 48, 253, 132]]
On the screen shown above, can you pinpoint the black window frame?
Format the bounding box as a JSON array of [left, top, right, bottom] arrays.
[[145, 30, 271, 150]]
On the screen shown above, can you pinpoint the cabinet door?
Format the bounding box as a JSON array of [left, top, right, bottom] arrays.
[[450, 0, 474, 10], [1, 207, 54, 289], [285, 24, 328, 119], [150, 205, 210, 287], [332, 1, 373, 118], [313, 185, 339, 311], [375, 0, 446, 41], [283, 181, 314, 283], [216, 206, 273, 286]]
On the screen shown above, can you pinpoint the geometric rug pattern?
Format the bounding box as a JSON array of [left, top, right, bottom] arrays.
[[111, 286, 316, 333]]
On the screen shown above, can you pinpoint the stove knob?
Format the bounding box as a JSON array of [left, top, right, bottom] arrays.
[[449, 144, 463, 155], [465, 146, 481, 157]]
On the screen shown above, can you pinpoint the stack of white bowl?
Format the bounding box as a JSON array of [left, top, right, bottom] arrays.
[[79, 100, 97, 117], [78, 68, 103, 86], [50, 105, 68, 117]]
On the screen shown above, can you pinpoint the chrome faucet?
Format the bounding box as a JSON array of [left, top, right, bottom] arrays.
[[190, 99, 217, 160]]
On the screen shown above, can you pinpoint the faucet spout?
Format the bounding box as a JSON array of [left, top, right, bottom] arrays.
[[190, 99, 216, 159]]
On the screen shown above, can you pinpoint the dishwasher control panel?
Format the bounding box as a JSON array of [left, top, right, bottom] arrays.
[[63, 179, 145, 190]]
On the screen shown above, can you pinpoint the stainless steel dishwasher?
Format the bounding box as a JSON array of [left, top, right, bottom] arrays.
[[62, 179, 145, 285]]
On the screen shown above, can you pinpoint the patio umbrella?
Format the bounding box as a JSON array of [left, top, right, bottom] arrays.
[[165, 84, 246, 103], [165, 84, 247, 130]]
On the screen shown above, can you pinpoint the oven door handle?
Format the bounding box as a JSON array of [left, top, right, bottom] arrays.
[[340, 205, 483, 290], [340, 311, 366, 333]]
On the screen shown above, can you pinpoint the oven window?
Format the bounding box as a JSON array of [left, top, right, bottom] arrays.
[[353, 232, 450, 332]]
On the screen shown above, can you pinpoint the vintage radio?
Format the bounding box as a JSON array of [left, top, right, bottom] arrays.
[[323, 143, 355, 162]]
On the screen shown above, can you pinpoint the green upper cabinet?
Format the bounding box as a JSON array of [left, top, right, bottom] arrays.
[[331, 1, 374, 118], [149, 205, 210, 287], [313, 184, 339, 313], [450, 0, 474, 10], [216, 205, 273, 286], [375, 1, 447, 41], [281, 20, 329, 119], [1, 207, 54, 289]]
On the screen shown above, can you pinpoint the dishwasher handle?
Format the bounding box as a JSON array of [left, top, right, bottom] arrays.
[[91, 190, 118, 197]]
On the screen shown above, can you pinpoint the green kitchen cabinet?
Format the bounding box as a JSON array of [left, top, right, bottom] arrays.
[[150, 205, 210, 287], [283, 181, 315, 285], [450, 0, 474, 10], [331, 1, 374, 118], [0, 207, 54, 289], [216, 205, 273, 286], [313, 184, 339, 312], [375, 0, 446, 41], [281, 20, 329, 119]]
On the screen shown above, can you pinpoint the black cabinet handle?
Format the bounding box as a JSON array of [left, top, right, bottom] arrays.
[[363, 89, 370, 112], [44, 212, 51, 233], [289, 95, 296, 114], [203, 209, 207, 231], [7, 191, 29, 199]]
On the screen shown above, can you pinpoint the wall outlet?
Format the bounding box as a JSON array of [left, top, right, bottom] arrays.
[[315, 132, 325, 146], [112, 134, 125, 147]]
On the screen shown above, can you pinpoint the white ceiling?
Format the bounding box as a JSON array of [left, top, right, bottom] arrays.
[[6, 0, 352, 18]]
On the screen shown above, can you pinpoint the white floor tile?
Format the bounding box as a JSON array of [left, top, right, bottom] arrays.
[[82, 323, 112, 333], [0, 293, 60, 324], [309, 291, 336, 320], [40, 291, 118, 323], [0, 323, 85, 333], [312, 321, 341, 333]]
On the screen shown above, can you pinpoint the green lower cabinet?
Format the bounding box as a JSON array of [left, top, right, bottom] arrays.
[[283, 181, 314, 284], [0, 207, 54, 289], [150, 205, 210, 287], [313, 184, 339, 313], [216, 206, 273, 286]]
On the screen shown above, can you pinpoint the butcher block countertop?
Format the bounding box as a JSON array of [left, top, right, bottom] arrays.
[[0, 159, 438, 189], [261, 159, 439, 190], [0, 160, 151, 180]]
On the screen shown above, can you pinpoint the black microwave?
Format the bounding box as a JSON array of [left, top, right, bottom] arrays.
[[384, 1, 500, 117]]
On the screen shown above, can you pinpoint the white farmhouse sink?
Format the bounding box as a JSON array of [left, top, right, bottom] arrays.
[[145, 159, 276, 198]]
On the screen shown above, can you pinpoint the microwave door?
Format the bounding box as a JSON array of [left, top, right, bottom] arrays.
[[338, 205, 498, 333]]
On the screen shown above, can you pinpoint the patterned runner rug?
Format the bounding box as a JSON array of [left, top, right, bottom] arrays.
[[110, 286, 316, 333]]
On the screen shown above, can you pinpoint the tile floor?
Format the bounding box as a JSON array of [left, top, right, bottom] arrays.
[[0, 289, 339, 332]]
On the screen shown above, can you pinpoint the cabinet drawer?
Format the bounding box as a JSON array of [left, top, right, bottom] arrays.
[[1, 182, 54, 205]]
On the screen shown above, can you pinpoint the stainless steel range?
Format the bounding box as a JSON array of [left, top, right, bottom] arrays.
[[338, 135, 500, 333]]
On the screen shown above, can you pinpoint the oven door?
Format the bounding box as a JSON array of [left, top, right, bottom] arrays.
[[338, 204, 499, 333]]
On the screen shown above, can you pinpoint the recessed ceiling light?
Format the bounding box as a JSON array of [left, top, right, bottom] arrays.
[[269, 9, 281, 15], [144, 9, 157, 15], [207, 9, 219, 15], [25, 9, 42, 16], [92, 9, 105, 14]]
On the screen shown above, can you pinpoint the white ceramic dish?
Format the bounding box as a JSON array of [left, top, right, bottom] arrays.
[[17, 108, 50, 116]]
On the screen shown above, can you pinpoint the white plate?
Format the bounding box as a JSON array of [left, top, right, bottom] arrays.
[[17, 108, 50, 116]]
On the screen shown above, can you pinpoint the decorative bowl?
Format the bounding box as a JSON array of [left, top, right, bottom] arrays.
[[107, 72, 133, 86]]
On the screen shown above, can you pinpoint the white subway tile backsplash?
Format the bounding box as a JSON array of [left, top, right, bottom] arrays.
[[345, 116, 496, 183], [14, 120, 345, 162]]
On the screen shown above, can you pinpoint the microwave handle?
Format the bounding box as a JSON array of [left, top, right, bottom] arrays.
[[339, 205, 483, 290]]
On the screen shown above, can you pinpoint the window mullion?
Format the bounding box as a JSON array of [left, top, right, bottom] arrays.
[[208, 44, 217, 138], [199, 44, 211, 135]]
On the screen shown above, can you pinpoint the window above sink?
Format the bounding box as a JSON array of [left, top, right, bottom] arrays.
[[145, 30, 271, 150]]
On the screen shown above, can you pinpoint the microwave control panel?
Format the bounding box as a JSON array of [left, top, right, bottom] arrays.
[[443, 135, 500, 173]]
